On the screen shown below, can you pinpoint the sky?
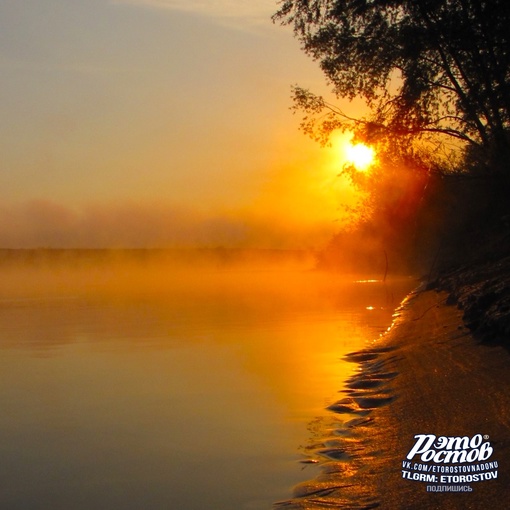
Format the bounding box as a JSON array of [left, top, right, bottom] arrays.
[[0, 0, 360, 249]]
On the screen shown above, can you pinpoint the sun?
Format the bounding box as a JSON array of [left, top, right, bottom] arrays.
[[345, 142, 375, 171]]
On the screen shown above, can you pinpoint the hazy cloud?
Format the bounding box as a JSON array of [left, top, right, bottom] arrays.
[[0, 200, 333, 250], [111, 0, 277, 30]]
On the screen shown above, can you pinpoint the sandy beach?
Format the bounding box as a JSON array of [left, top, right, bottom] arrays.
[[276, 288, 510, 509], [374, 289, 510, 508]]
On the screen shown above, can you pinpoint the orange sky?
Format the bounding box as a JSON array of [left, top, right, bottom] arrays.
[[0, 1, 364, 249]]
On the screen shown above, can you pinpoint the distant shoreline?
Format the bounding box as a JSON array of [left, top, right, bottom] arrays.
[[0, 247, 317, 268]]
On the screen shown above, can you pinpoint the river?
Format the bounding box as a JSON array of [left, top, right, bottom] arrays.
[[0, 254, 414, 509]]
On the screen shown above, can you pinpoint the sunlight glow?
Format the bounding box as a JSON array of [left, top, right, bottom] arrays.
[[345, 143, 375, 171]]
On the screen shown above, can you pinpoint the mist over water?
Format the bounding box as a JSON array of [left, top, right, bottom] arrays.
[[0, 249, 415, 509], [0, 200, 336, 250]]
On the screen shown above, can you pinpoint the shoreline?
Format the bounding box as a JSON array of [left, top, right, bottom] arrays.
[[275, 288, 510, 509], [373, 289, 510, 508]]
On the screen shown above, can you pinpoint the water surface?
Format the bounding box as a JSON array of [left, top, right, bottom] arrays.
[[0, 256, 414, 509]]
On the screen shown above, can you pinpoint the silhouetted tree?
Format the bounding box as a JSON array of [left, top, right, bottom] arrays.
[[274, 0, 510, 177]]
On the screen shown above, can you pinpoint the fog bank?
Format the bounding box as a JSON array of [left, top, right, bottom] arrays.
[[0, 200, 336, 250]]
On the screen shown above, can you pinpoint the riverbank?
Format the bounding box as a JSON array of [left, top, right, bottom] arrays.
[[275, 288, 510, 509], [374, 289, 510, 508]]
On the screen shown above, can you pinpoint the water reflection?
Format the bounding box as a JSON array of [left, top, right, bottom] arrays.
[[0, 259, 414, 509]]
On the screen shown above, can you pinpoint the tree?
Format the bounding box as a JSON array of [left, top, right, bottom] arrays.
[[274, 0, 510, 177]]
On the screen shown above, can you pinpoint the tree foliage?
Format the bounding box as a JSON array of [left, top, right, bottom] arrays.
[[274, 0, 510, 175]]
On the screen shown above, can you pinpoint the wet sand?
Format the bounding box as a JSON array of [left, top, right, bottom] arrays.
[[276, 289, 510, 509]]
